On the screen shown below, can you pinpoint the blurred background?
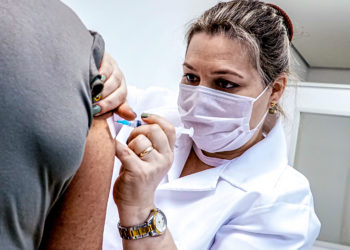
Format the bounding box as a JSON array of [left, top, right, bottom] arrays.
[[61, 1, 350, 249]]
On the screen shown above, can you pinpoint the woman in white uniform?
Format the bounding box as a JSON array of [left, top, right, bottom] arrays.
[[104, 1, 321, 249]]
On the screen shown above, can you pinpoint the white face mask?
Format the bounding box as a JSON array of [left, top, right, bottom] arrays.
[[178, 83, 269, 153]]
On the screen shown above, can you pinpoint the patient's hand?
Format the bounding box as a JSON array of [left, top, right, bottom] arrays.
[[94, 52, 136, 120]]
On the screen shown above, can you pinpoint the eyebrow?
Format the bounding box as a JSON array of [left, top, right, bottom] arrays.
[[212, 69, 244, 79], [183, 62, 244, 79], [183, 62, 195, 71]]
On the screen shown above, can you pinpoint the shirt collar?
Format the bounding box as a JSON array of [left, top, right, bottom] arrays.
[[219, 118, 288, 192], [158, 163, 226, 191], [159, 134, 228, 191], [166, 135, 192, 182], [160, 117, 287, 192]]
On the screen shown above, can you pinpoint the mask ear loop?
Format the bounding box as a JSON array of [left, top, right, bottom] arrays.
[[251, 110, 269, 132], [253, 84, 271, 103], [250, 84, 272, 131]]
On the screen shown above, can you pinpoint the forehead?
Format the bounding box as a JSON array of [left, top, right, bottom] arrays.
[[185, 32, 254, 72]]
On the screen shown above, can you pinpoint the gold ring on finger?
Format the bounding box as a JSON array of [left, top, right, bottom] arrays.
[[138, 146, 154, 159]]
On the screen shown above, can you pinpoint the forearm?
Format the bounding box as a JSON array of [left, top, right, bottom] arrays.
[[41, 113, 115, 249]]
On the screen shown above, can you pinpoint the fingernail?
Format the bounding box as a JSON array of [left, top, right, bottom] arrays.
[[141, 113, 149, 118], [100, 74, 106, 83], [93, 93, 102, 103], [132, 111, 137, 117], [92, 105, 101, 115]]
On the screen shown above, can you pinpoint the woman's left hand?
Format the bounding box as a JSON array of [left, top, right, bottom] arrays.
[[93, 52, 136, 120]]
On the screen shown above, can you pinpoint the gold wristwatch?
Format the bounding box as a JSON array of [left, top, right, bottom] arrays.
[[118, 208, 167, 240]]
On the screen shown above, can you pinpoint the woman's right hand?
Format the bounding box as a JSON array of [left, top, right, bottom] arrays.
[[113, 113, 176, 226]]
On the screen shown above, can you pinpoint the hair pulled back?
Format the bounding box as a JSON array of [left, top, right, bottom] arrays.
[[186, 0, 293, 86]]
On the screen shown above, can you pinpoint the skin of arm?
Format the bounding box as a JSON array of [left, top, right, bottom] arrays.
[[40, 112, 115, 249], [41, 114, 178, 250]]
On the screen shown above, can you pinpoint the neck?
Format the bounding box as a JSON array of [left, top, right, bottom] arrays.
[[180, 148, 213, 177]]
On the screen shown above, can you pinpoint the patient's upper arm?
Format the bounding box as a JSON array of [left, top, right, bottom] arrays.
[[41, 113, 115, 250]]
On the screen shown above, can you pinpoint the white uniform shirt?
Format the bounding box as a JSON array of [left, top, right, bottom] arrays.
[[103, 87, 321, 250]]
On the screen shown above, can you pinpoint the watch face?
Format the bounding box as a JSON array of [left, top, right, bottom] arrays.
[[153, 210, 167, 234]]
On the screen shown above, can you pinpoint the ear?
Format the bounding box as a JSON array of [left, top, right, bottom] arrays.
[[269, 74, 288, 103]]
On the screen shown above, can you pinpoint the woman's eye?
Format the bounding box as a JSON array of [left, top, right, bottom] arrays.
[[215, 79, 239, 89], [183, 73, 199, 84]]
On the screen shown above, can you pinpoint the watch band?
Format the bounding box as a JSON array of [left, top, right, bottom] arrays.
[[118, 208, 167, 240], [118, 222, 153, 240]]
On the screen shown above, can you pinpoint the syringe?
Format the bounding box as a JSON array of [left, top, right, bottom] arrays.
[[116, 119, 194, 138]]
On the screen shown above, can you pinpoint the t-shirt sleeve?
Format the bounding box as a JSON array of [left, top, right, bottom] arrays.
[[211, 202, 321, 250], [88, 30, 105, 83]]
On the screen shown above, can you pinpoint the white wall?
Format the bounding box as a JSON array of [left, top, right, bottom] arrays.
[[307, 68, 350, 85], [291, 47, 308, 81], [61, 0, 350, 89], [283, 82, 350, 249], [295, 113, 350, 245], [60, 0, 219, 91]]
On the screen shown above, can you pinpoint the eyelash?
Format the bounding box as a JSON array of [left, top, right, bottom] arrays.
[[183, 73, 199, 84], [215, 79, 239, 89], [183, 73, 239, 90]]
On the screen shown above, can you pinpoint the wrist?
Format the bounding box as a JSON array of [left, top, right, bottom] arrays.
[[118, 207, 168, 240], [117, 204, 155, 227]]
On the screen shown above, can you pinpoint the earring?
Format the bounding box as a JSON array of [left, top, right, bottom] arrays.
[[269, 102, 277, 114]]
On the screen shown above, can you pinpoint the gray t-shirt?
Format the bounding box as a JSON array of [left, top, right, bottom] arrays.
[[0, 0, 105, 249]]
